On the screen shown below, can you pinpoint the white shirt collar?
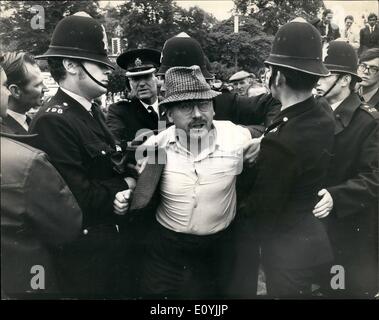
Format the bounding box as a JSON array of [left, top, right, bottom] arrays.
[[60, 87, 93, 112], [331, 99, 344, 111], [7, 109, 28, 130], [139, 99, 159, 115]]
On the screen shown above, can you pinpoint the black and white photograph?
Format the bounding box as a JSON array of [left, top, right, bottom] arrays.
[[0, 0, 378, 308]]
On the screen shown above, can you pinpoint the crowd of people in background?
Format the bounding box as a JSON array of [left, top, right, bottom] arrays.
[[1, 7, 378, 300]]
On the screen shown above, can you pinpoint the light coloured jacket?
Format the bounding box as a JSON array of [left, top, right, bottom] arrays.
[[340, 26, 360, 50]]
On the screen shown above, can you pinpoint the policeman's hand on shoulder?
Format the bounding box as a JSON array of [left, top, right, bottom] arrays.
[[313, 189, 334, 218], [243, 136, 263, 166], [114, 189, 132, 215]]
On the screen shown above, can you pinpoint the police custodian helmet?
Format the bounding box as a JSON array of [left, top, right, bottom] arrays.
[[36, 12, 114, 69], [323, 40, 362, 81], [157, 32, 214, 79], [265, 19, 330, 76]]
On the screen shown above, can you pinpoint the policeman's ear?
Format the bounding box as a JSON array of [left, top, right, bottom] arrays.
[[274, 70, 284, 87], [341, 74, 351, 88], [8, 83, 22, 98], [62, 59, 79, 75]]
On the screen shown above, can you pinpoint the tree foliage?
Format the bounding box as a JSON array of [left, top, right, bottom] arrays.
[[0, 1, 100, 54], [117, 0, 179, 49], [206, 16, 273, 80], [234, 0, 324, 34], [174, 6, 218, 52]]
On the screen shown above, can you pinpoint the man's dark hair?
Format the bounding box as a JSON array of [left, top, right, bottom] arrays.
[[271, 66, 319, 91], [345, 15, 354, 22], [367, 13, 377, 21], [322, 9, 333, 18], [360, 48, 379, 63], [2, 52, 37, 87], [47, 57, 67, 83]]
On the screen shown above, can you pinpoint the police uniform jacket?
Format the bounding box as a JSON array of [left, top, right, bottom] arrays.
[[213, 92, 280, 138], [324, 93, 379, 291], [1, 132, 82, 297], [367, 87, 379, 111], [106, 98, 165, 146], [29, 88, 129, 229], [247, 96, 335, 269]]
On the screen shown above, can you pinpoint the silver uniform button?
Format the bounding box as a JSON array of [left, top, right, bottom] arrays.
[[101, 150, 106, 155], [283, 117, 288, 122], [63, 102, 68, 107], [83, 229, 89, 235]]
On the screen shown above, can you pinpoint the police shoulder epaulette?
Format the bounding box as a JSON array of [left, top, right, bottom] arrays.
[[44, 104, 67, 114], [359, 104, 379, 119]]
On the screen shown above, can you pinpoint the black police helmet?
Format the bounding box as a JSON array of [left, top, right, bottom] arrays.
[[323, 40, 362, 81], [157, 32, 214, 80], [265, 19, 329, 76], [36, 13, 114, 69]]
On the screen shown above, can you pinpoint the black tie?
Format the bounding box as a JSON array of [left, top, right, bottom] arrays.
[[91, 103, 116, 147], [25, 115, 32, 126], [147, 105, 158, 123]]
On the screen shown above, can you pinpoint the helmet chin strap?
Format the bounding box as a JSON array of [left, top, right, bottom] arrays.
[[79, 62, 108, 89], [322, 74, 342, 97]]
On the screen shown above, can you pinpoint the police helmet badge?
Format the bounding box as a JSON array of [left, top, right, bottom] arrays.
[[135, 58, 142, 67], [322, 43, 329, 62], [101, 24, 109, 52]]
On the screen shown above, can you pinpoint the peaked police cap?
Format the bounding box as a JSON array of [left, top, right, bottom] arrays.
[[117, 48, 161, 77]]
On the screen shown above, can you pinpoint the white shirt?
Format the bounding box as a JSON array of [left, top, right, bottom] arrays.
[[331, 99, 344, 111], [140, 99, 159, 117], [7, 109, 29, 131], [60, 87, 92, 112], [143, 120, 252, 235]]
